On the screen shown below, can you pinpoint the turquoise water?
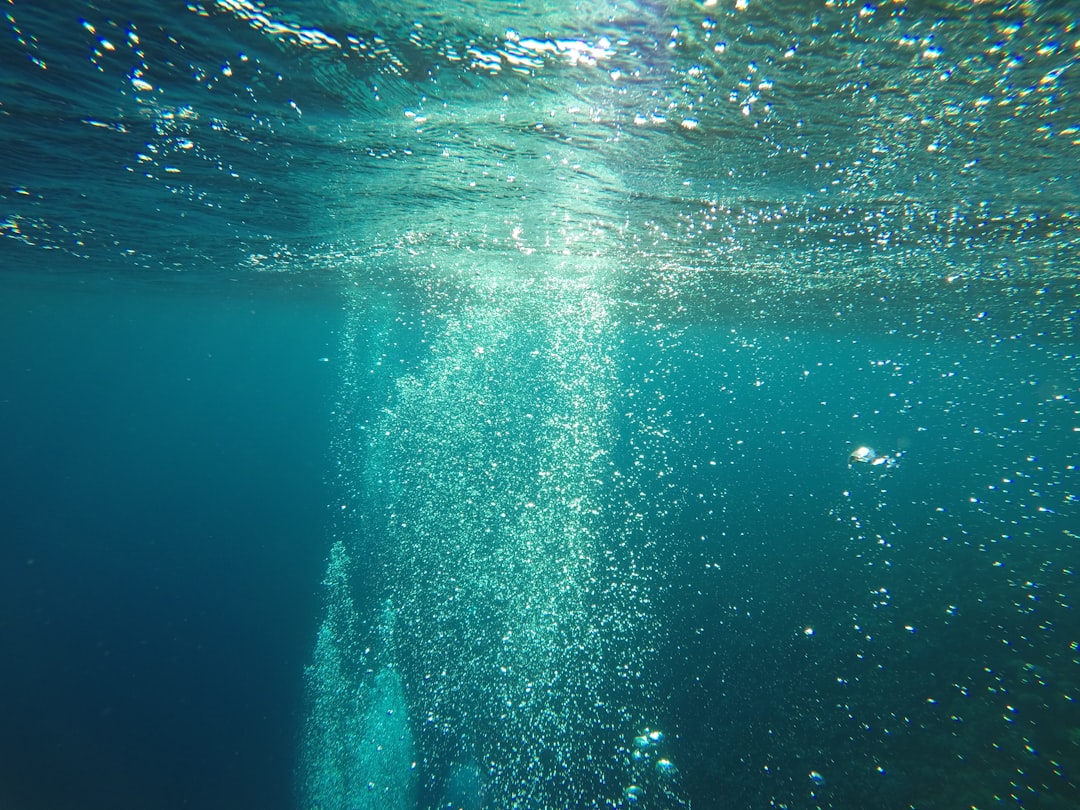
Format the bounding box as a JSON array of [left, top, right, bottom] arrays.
[[1, 2, 1077, 809]]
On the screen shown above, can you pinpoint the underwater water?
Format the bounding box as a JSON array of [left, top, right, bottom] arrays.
[[1, 1, 1077, 809]]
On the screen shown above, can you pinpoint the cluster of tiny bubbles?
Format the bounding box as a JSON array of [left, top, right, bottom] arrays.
[[847, 445, 903, 470], [341, 261, 692, 808], [621, 727, 687, 807], [300, 544, 418, 810]]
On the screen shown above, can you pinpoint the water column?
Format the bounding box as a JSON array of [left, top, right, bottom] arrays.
[[354, 264, 687, 807], [300, 10, 688, 803]]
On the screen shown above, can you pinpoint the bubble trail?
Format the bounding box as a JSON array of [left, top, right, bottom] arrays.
[[319, 267, 692, 808]]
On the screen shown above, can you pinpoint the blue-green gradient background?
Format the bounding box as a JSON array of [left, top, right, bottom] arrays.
[[1, 1, 1076, 808]]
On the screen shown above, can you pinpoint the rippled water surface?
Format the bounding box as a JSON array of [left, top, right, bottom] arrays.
[[1, 1, 1077, 809]]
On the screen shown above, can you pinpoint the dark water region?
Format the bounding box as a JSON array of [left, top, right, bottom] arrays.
[[0, 277, 340, 810], [1, 0, 1078, 809]]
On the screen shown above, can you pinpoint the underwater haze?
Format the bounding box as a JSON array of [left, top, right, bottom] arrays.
[[1, 1, 1077, 809]]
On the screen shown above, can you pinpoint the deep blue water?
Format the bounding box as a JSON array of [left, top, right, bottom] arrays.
[[0, 279, 340, 809], [1, 1, 1077, 809]]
